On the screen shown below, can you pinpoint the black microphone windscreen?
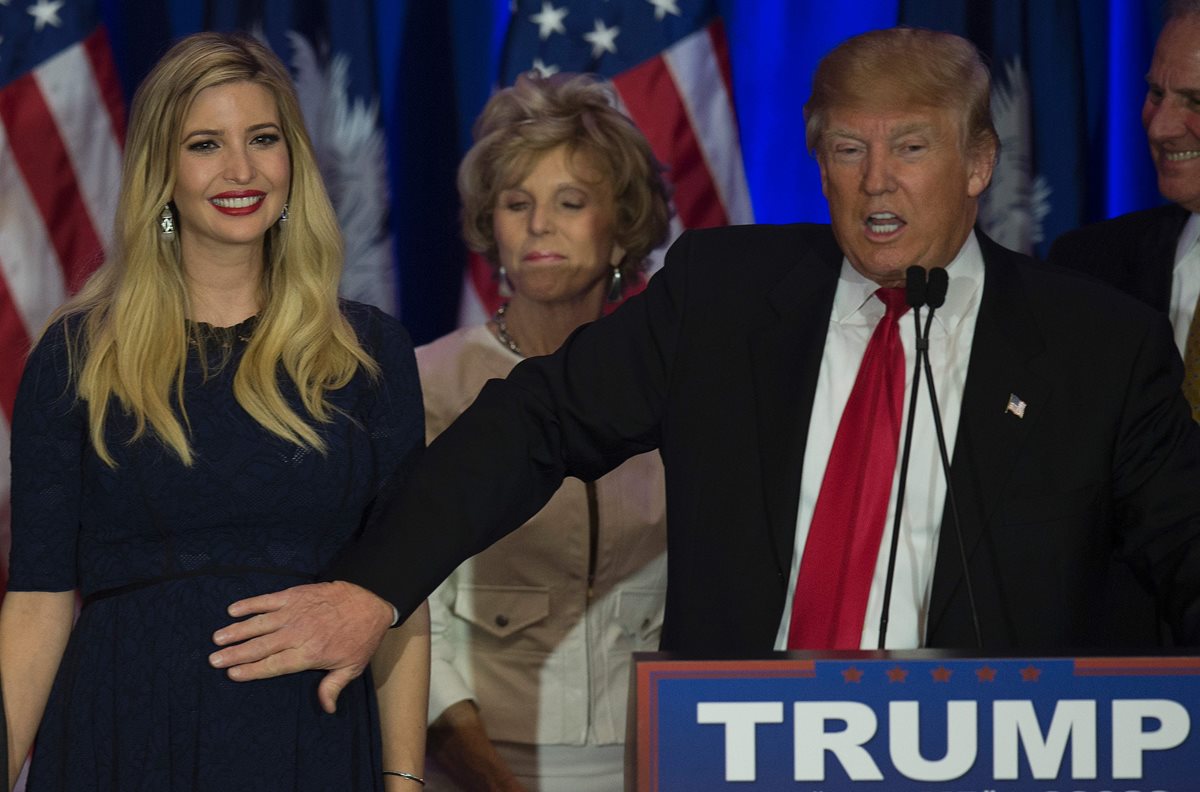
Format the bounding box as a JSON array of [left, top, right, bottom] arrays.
[[905, 265, 927, 308], [926, 267, 948, 309]]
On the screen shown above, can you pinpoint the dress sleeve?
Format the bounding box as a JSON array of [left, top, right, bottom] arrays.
[[8, 320, 85, 592], [352, 304, 425, 526]]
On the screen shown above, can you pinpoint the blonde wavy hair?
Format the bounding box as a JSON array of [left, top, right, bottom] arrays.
[[458, 72, 671, 282], [54, 31, 377, 467]]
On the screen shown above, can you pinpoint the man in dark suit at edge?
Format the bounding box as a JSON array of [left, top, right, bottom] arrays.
[[1048, 0, 1200, 646], [208, 27, 1200, 713], [1049, 0, 1200, 389]]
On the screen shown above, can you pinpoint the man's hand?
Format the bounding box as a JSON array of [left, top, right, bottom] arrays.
[[209, 580, 394, 714]]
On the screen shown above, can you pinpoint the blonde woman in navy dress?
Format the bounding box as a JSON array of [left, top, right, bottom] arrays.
[[0, 33, 428, 791]]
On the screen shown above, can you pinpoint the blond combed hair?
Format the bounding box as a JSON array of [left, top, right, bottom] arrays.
[[804, 27, 999, 163], [54, 31, 377, 467]]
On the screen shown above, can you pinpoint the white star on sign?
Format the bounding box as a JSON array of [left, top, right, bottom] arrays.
[[530, 1, 567, 41], [27, 0, 64, 31], [583, 19, 619, 58], [647, 0, 681, 21], [531, 58, 559, 77]]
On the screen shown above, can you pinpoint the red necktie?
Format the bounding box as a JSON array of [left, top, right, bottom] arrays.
[[787, 287, 910, 649]]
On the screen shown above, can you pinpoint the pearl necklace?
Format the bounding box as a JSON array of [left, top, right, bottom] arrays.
[[492, 302, 523, 357]]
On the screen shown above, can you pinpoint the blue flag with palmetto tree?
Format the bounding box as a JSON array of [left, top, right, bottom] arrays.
[[900, 0, 1164, 257]]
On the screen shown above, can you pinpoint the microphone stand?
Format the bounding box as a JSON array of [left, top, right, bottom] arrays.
[[919, 267, 982, 648], [877, 266, 927, 649]]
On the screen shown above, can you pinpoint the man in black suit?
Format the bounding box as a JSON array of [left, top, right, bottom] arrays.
[[208, 27, 1200, 713], [1047, 3, 1200, 646], [1049, 1, 1200, 364]]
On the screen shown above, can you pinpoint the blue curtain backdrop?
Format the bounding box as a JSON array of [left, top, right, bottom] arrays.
[[95, 0, 1168, 344]]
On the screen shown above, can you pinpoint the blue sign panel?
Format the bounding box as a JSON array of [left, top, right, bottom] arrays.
[[633, 656, 1200, 791]]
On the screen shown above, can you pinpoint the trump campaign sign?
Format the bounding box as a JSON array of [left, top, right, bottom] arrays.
[[629, 654, 1200, 791]]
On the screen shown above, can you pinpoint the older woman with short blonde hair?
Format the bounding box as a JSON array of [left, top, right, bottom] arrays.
[[419, 72, 670, 791]]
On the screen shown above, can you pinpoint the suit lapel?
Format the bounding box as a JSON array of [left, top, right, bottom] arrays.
[[749, 229, 841, 578], [1134, 204, 1189, 314], [927, 234, 1049, 635]]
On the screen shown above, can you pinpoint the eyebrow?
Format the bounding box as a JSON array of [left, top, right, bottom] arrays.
[[181, 122, 281, 141], [823, 121, 936, 143], [499, 182, 592, 194]]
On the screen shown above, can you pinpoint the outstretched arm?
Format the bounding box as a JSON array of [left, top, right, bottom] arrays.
[[209, 233, 692, 704]]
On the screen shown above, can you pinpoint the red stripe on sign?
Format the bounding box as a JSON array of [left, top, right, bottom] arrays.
[[614, 56, 729, 230], [707, 20, 736, 103], [83, 26, 127, 144], [0, 72, 106, 293], [0, 267, 33, 422]]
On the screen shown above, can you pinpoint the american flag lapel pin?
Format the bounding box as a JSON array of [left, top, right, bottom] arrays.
[[1005, 393, 1027, 418]]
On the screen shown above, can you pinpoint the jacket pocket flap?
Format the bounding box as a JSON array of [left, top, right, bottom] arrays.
[[614, 588, 666, 639], [453, 585, 550, 639]]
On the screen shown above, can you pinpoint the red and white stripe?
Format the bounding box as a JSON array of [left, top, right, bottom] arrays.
[[0, 26, 124, 586], [460, 19, 752, 325]]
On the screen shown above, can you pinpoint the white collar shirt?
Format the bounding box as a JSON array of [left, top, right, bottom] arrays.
[[1169, 212, 1200, 353], [773, 231, 986, 650]]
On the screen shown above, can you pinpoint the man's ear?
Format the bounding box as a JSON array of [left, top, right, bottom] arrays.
[[966, 139, 997, 198]]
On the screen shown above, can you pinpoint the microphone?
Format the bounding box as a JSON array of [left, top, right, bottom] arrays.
[[877, 266, 927, 648], [925, 266, 948, 309], [918, 266, 983, 648]]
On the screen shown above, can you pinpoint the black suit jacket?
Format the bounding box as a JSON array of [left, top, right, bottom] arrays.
[[1048, 203, 1190, 314], [335, 224, 1200, 654], [1047, 203, 1192, 645]]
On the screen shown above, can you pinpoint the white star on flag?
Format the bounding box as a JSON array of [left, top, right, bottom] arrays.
[[27, 0, 65, 31], [531, 57, 559, 77], [647, 0, 682, 21], [583, 18, 619, 57], [530, 1, 567, 41]]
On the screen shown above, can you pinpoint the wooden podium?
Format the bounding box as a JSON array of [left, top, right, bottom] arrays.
[[626, 651, 1200, 791]]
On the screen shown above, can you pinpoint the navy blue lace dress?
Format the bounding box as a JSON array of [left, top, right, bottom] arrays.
[[7, 302, 423, 791]]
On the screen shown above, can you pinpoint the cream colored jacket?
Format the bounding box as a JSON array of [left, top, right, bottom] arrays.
[[418, 324, 667, 745]]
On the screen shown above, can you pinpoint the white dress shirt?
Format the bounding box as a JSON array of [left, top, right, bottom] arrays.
[[774, 231, 986, 650], [1169, 212, 1200, 353]]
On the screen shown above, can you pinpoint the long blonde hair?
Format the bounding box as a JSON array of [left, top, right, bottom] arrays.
[[55, 31, 377, 466]]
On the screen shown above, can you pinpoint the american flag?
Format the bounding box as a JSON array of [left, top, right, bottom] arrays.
[[459, 0, 753, 325], [0, 1, 124, 591]]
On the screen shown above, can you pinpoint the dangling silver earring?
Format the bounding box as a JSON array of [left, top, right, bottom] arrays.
[[279, 203, 289, 223], [606, 265, 623, 302], [497, 264, 513, 297], [159, 205, 175, 239]]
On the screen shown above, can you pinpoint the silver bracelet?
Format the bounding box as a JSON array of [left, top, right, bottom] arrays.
[[383, 770, 425, 786]]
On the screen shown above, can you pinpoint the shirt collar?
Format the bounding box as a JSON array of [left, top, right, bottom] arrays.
[[1175, 212, 1200, 266], [832, 230, 985, 334]]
